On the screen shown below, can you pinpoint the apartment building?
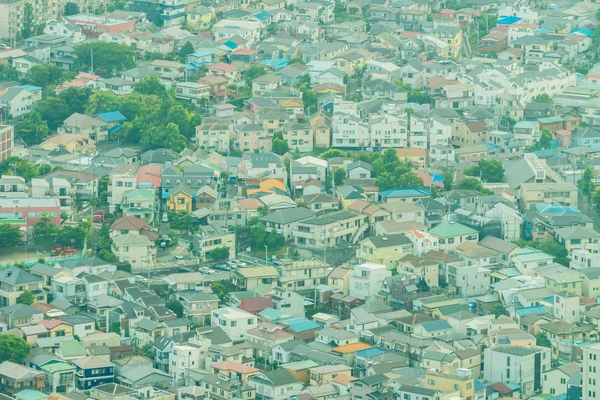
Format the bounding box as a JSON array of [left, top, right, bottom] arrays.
[[292, 209, 368, 250], [0, 125, 14, 161], [356, 234, 413, 268], [0, 361, 45, 395], [520, 182, 578, 211], [0, 197, 61, 241], [424, 368, 475, 400], [483, 346, 551, 396], [349, 263, 391, 300], [583, 343, 600, 400], [278, 260, 330, 291], [211, 307, 258, 340], [194, 118, 232, 153]]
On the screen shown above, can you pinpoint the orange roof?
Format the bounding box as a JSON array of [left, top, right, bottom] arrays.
[[395, 148, 427, 158], [247, 178, 286, 195], [238, 198, 264, 210], [38, 319, 71, 329], [331, 342, 373, 353], [346, 199, 382, 215], [209, 62, 238, 72], [212, 360, 260, 374], [332, 374, 356, 385]]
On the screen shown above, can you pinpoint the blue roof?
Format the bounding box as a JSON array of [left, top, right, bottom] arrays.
[[497, 16, 522, 24], [380, 187, 432, 198], [474, 379, 486, 391], [356, 347, 387, 358], [535, 204, 579, 214], [281, 317, 320, 332], [259, 307, 285, 322], [534, 148, 556, 158], [190, 50, 214, 58], [18, 84, 42, 91], [431, 173, 443, 183], [420, 320, 452, 332], [15, 390, 47, 400], [222, 40, 237, 49], [548, 394, 568, 400], [260, 58, 289, 69], [570, 27, 594, 37], [96, 111, 127, 123], [535, 27, 550, 34], [515, 305, 546, 318], [254, 11, 270, 20]]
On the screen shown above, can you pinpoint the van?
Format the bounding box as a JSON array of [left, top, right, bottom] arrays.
[[162, 213, 169, 223]]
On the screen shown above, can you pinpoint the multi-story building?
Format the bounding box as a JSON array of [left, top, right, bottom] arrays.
[[356, 235, 413, 268], [483, 346, 551, 396], [0, 197, 61, 241], [0, 361, 45, 395], [193, 223, 236, 261], [211, 307, 258, 340], [0, 125, 14, 161], [583, 343, 600, 400], [108, 164, 138, 212], [292, 209, 368, 250], [170, 345, 201, 385], [278, 260, 329, 291], [0, 267, 44, 307], [520, 182, 578, 211], [194, 118, 231, 153], [72, 356, 114, 390], [349, 263, 391, 300], [111, 233, 156, 272], [424, 368, 475, 400], [446, 261, 491, 297]]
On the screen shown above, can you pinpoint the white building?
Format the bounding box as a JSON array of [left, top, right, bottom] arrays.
[[332, 101, 369, 148], [583, 343, 600, 400], [483, 346, 551, 396], [368, 113, 408, 148], [349, 263, 391, 300], [554, 291, 580, 324], [446, 261, 491, 297], [170, 345, 201, 385], [210, 307, 258, 340]]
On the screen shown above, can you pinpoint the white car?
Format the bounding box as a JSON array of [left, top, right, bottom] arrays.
[[161, 213, 169, 223], [199, 267, 215, 275]]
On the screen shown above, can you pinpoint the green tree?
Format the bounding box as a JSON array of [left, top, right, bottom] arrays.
[[272, 138, 289, 155], [443, 171, 453, 190], [0, 158, 40, 181], [0, 64, 19, 81], [179, 41, 195, 58], [334, 168, 346, 186], [0, 335, 30, 363], [34, 97, 70, 130], [249, 224, 267, 251], [208, 247, 230, 261], [579, 166, 594, 197], [244, 65, 268, 87], [166, 300, 184, 318], [13, 111, 50, 145], [141, 123, 187, 152], [539, 128, 553, 149], [59, 87, 92, 115], [210, 280, 237, 300], [134, 76, 166, 96], [534, 93, 552, 103], [455, 177, 484, 192], [535, 332, 551, 347], [25, 65, 66, 88], [396, 172, 424, 188], [64, 2, 79, 15], [74, 42, 135, 77], [320, 149, 345, 159], [17, 290, 35, 305], [109, 321, 121, 335], [22, 3, 34, 39], [490, 303, 506, 317], [34, 212, 58, 238], [57, 224, 87, 248], [166, 105, 194, 139], [479, 159, 504, 183]]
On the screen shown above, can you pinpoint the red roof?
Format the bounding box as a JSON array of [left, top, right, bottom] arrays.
[[212, 360, 260, 374], [239, 297, 274, 314], [232, 48, 258, 55], [209, 62, 238, 72], [38, 319, 71, 329], [489, 382, 513, 395]]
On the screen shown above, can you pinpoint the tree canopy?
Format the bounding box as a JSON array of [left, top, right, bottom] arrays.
[[74, 42, 135, 77], [463, 159, 504, 183], [0, 224, 23, 247], [0, 335, 30, 363]]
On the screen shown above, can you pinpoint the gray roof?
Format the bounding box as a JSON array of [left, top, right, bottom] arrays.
[[260, 207, 315, 224], [255, 369, 298, 386], [0, 267, 42, 285], [367, 234, 412, 248], [0, 304, 43, 319]]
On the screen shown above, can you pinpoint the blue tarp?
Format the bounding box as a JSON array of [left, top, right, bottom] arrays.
[[497, 16, 522, 25]]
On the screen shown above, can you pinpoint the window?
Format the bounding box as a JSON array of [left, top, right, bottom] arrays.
[[247, 319, 253, 325]]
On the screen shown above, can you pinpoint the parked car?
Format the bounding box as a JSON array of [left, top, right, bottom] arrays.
[[214, 264, 231, 271], [199, 267, 215, 275], [174, 256, 185, 261], [162, 212, 169, 223]]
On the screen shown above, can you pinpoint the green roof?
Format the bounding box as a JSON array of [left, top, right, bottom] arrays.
[[282, 360, 319, 371], [429, 221, 478, 238], [41, 361, 75, 373], [123, 188, 154, 201]]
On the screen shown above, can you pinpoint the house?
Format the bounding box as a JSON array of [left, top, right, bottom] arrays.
[[72, 356, 114, 390], [555, 226, 600, 256], [542, 362, 581, 397], [350, 263, 391, 300], [260, 208, 315, 241], [428, 221, 479, 252], [40, 359, 76, 393], [356, 235, 414, 268], [0, 267, 44, 307], [0, 86, 38, 119], [292, 209, 368, 250], [111, 234, 156, 272], [484, 346, 551, 396], [0, 361, 45, 395], [520, 182, 578, 211], [347, 161, 372, 179], [233, 266, 279, 291], [210, 307, 258, 340], [248, 369, 303, 400], [97, 78, 134, 96]]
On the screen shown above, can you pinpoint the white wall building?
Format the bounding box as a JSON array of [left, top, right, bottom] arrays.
[[210, 307, 258, 340], [349, 263, 391, 300]]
